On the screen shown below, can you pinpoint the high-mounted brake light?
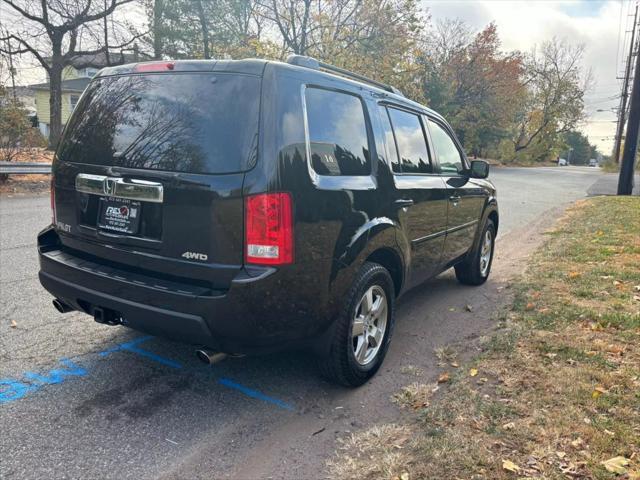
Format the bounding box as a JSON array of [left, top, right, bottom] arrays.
[[50, 175, 56, 226], [134, 62, 175, 73], [245, 193, 294, 265]]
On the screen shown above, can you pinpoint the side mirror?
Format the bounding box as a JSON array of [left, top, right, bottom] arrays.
[[469, 160, 489, 179]]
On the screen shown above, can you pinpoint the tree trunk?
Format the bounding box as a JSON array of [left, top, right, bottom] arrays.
[[196, 0, 211, 59], [48, 62, 63, 149], [153, 0, 164, 59]]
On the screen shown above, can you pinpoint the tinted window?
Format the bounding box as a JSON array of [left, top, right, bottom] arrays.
[[387, 107, 432, 174], [428, 119, 464, 174], [305, 88, 370, 176], [58, 73, 260, 174], [379, 107, 401, 173]]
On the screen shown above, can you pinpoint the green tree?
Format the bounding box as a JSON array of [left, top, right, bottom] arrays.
[[563, 130, 593, 165]]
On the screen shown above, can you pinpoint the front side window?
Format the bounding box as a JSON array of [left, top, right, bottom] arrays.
[[305, 87, 370, 176], [428, 119, 464, 175], [387, 107, 433, 174]]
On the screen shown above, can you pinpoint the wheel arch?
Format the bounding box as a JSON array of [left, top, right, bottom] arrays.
[[365, 247, 404, 297], [331, 217, 405, 300]]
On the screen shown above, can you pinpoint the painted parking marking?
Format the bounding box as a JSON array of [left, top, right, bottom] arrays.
[[1, 336, 295, 412], [0, 358, 87, 405], [98, 335, 182, 369], [218, 377, 294, 411]]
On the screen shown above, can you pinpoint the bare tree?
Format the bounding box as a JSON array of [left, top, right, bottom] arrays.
[[258, 0, 313, 55], [513, 38, 591, 153], [0, 0, 143, 147]]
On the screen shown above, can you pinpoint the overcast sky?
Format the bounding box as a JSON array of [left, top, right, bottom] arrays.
[[425, 0, 635, 155], [6, 0, 632, 155]]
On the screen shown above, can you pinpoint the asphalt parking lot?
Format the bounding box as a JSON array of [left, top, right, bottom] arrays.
[[0, 166, 626, 479]]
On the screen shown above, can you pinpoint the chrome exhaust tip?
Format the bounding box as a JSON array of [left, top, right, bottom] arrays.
[[52, 298, 74, 314], [195, 349, 228, 365]]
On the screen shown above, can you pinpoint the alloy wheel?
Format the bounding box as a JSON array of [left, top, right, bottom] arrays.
[[351, 285, 388, 366]]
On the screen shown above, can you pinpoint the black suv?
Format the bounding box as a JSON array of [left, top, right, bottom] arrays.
[[38, 55, 498, 386]]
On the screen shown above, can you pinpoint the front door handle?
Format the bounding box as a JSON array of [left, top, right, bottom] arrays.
[[449, 195, 461, 203], [394, 199, 414, 208]]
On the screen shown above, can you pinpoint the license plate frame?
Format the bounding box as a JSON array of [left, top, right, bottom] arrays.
[[97, 197, 142, 235]]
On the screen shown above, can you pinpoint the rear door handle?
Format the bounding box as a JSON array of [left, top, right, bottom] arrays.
[[394, 199, 414, 208]]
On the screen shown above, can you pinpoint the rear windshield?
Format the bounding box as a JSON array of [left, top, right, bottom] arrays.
[[57, 73, 260, 174]]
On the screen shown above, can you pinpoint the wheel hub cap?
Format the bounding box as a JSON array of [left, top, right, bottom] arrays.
[[480, 229, 493, 277], [352, 285, 388, 366]]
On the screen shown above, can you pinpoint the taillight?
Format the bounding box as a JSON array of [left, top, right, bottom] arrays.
[[245, 193, 294, 265], [50, 175, 56, 225]]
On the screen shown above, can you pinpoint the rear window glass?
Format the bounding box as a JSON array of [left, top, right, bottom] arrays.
[[57, 73, 260, 174], [305, 87, 370, 176]]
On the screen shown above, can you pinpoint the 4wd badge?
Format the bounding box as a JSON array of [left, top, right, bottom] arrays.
[[181, 251, 208, 261]]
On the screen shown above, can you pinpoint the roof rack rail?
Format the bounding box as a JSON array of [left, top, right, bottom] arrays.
[[286, 54, 404, 97]]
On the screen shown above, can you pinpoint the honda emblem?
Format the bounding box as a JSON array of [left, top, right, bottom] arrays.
[[103, 178, 116, 196]]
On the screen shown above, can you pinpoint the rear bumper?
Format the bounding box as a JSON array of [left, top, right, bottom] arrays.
[[37, 227, 335, 353]]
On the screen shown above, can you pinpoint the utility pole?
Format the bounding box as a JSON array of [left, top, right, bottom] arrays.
[[618, 25, 640, 195], [613, 4, 639, 164]]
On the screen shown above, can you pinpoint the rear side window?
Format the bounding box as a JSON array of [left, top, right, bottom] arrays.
[[379, 107, 400, 173], [386, 107, 433, 174], [57, 73, 260, 174], [428, 119, 464, 175], [305, 87, 370, 176]]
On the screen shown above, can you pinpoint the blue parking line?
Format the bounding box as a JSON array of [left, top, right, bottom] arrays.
[[99, 336, 182, 369], [2, 336, 295, 411], [218, 377, 295, 411]]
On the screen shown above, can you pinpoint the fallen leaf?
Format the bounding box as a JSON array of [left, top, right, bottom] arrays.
[[556, 451, 567, 459], [469, 368, 479, 377], [502, 422, 515, 430], [604, 429, 615, 437], [10, 320, 17, 328], [400, 472, 410, 480], [570, 437, 584, 448], [607, 345, 625, 355], [633, 295, 640, 302], [568, 271, 581, 279], [634, 285, 640, 292], [601, 456, 629, 474], [465, 304, 473, 312], [525, 302, 535, 311], [502, 459, 520, 473], [437, 372, 450, 383], [592, 386, 607, 399], [450, 362, 459, 368]]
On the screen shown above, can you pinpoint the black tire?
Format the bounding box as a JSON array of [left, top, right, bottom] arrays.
[[455, 218, 496, 286], [318, 262, 395, 387]]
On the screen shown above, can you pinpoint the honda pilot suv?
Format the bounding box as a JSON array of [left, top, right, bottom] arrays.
[[38, 55, 498, 386]]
